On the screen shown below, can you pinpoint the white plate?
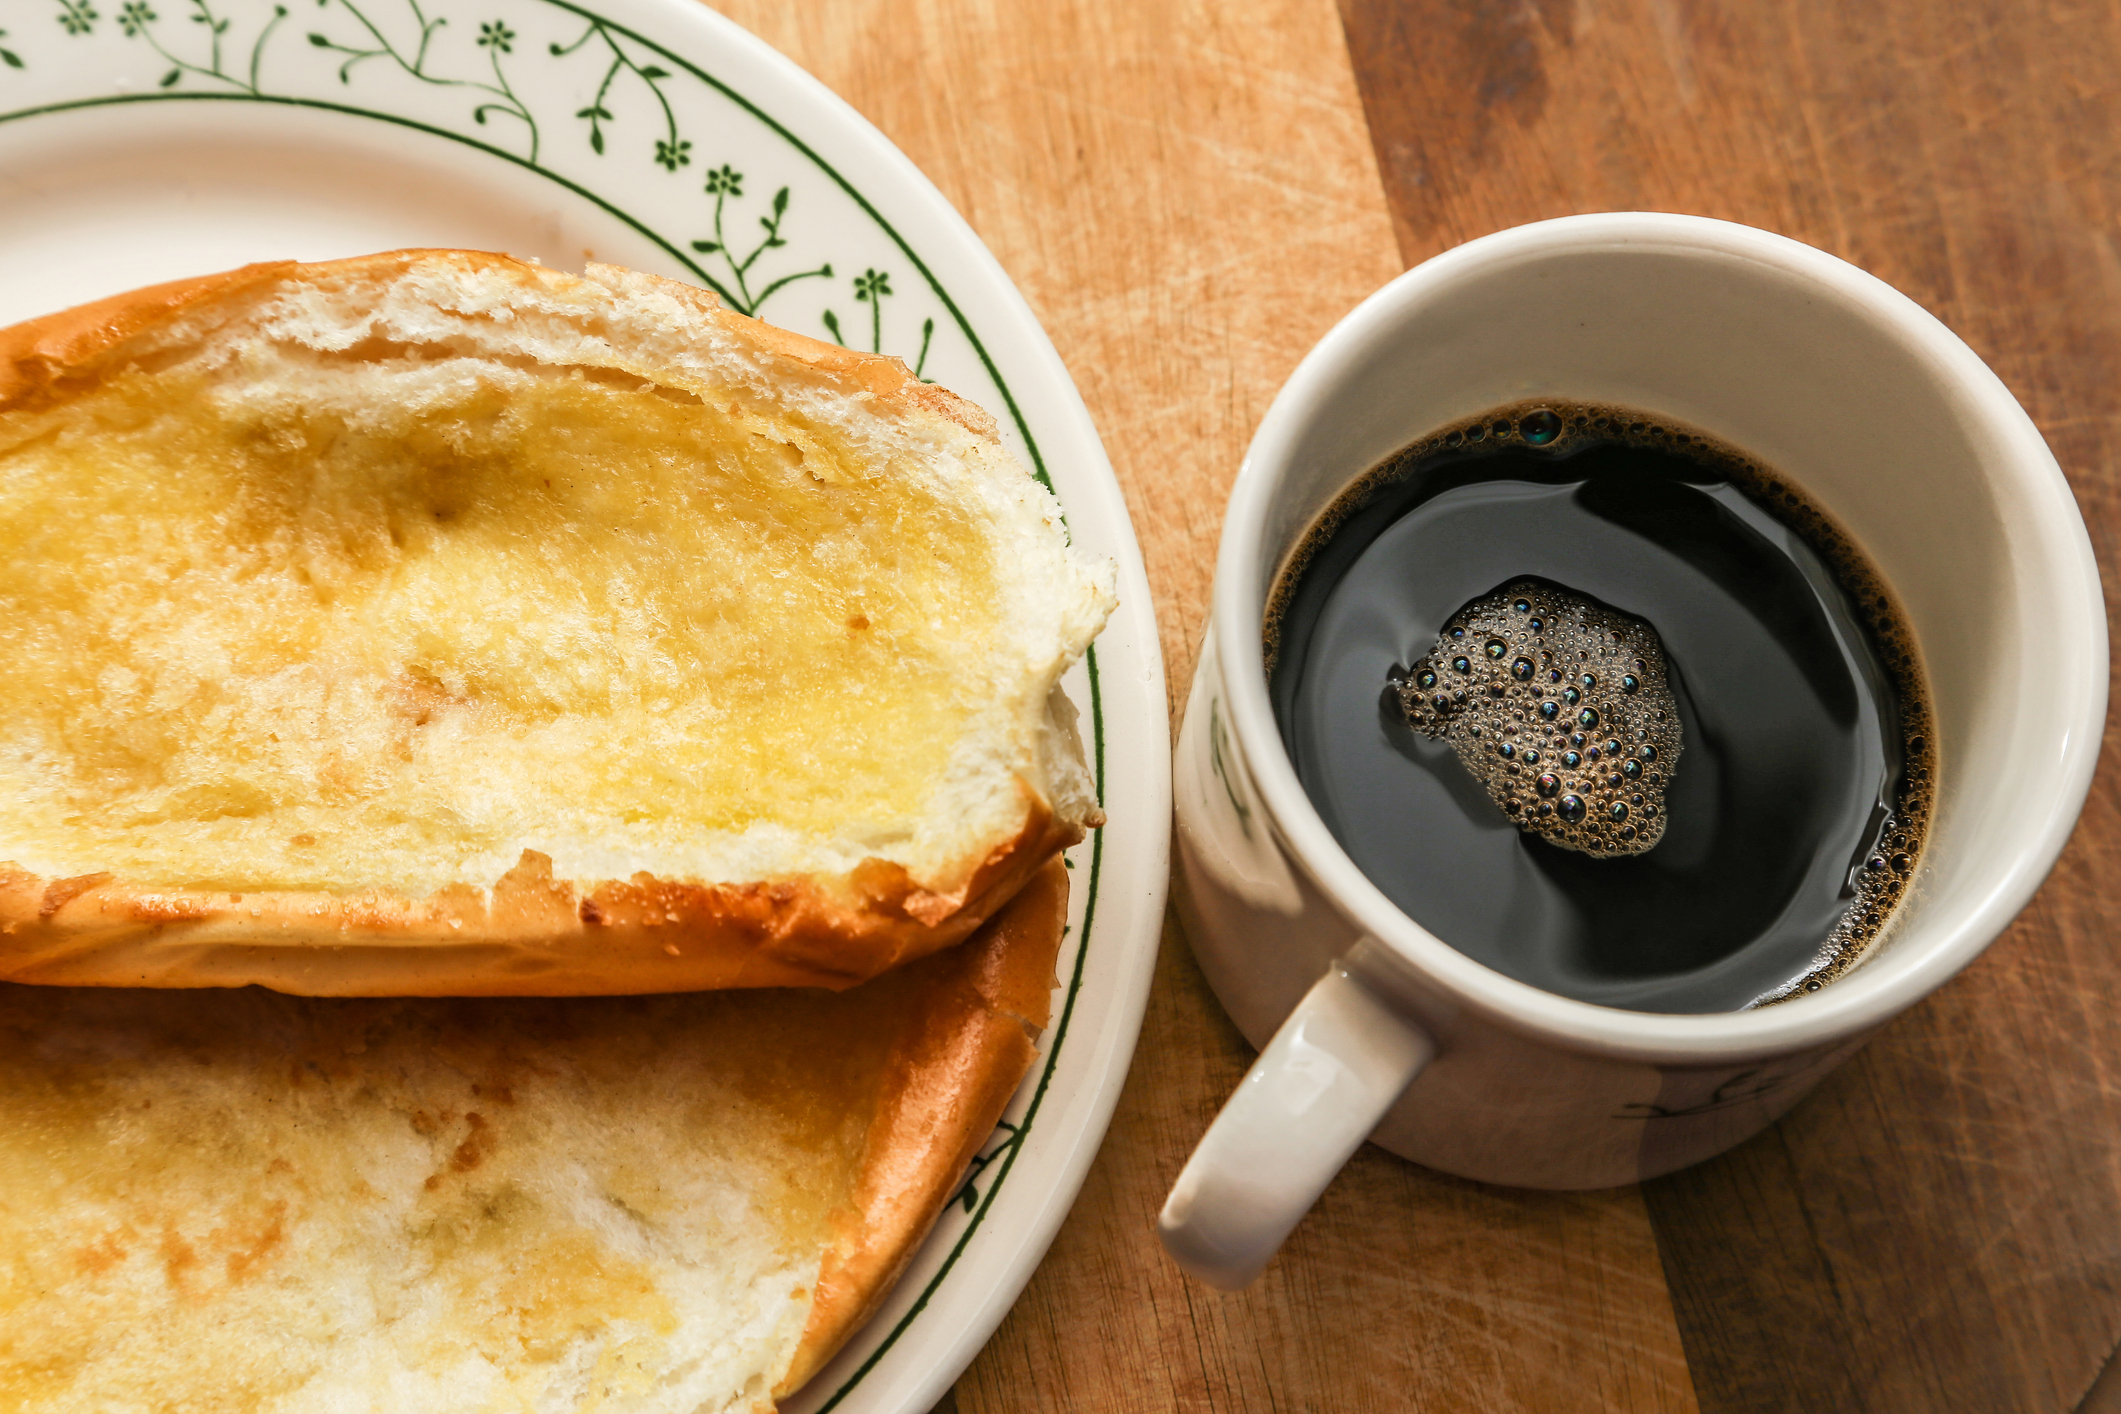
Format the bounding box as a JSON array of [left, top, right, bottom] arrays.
[[0, 3, 1169, 1409]]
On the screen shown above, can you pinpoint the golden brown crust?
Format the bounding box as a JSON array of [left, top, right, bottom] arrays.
[[0, 245, 987, 433], [0, 251, 1092, 997], [777, 856, 1066, 1399], [0, 803, 1077, 996], [0, 260, 293, 413]]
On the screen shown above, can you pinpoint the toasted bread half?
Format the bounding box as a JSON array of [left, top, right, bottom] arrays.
[[0, 252, 1113, 994], [0, 856, 1066, 1412]]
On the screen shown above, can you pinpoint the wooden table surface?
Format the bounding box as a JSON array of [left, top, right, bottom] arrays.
[[711, 2, 2121, 1409]]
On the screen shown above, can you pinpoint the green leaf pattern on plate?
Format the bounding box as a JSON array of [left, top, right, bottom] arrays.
[[689, 167, 834, 318], [55, 0, 100, 37], [8, 0, 945, 371]]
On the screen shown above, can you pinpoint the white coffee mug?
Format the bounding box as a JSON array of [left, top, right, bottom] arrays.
[[1158, 213, 2106, 1289]]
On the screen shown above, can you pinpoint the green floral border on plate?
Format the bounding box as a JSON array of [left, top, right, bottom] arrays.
[[0, 3, 1107, 1406], [1, 0, 1018, 401]]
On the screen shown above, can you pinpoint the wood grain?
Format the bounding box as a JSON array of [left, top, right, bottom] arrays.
[[706, 0, 1699, 1409], [1335, 0, 2121, 1410]]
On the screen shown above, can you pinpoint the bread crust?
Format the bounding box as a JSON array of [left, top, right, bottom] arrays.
[[778, 855, 1067, 1399], [0, 259, 298, 413], [0, 251, 1105, 996], [0, 249, 1001, 433], [0, 804, 1075, 995]]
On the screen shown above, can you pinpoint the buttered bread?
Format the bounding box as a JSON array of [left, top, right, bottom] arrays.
[[0, 855, 1068, 1413], [0, 251, 1114, 994]]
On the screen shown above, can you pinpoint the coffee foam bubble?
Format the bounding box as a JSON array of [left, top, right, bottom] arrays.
[[1395, 579, 1682, 858], [1354, 401, 1934, 1005]]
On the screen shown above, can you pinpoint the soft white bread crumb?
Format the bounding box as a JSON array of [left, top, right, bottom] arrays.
[[0, 856, 1070, 1412], [0, 251, 1115, 995]]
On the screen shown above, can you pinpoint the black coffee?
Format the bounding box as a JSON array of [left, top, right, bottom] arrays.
[[1266, 404, 1931, 1013]]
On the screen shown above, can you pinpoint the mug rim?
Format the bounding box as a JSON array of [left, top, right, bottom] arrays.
[[1213, 211, 2108, 1065]]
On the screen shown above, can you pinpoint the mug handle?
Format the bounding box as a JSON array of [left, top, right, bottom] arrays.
[[1158, 961, 1434, 1288]]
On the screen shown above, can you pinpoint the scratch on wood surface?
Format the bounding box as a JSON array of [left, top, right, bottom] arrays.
[[1012, 81, 1392, 213], [1645, 0, 1695, 105]]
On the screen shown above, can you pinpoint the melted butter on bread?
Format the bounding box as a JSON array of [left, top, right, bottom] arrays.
[[0, 987, 859, 1411], [0, 357, 995, 893], [0, 859, 1068, 1413]]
